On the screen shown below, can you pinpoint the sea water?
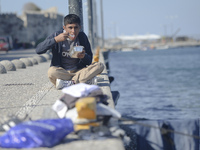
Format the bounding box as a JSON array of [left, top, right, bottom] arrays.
[[109, 46, 200, 120]]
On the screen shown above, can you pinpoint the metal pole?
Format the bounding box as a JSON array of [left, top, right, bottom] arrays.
[[100, 0, 104, 48], [93, 0, 98, 48], [0, 0, 1, 13], [68, 0, 83, 31], [87, 0, 94, 50]]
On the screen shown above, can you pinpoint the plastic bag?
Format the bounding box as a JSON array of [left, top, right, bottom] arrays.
[[0, 118, 74, 148]]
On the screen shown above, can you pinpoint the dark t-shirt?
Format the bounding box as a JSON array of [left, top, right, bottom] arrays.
[[61, 37, 80, 70]]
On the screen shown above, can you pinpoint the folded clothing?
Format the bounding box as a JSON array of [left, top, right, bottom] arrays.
[[62, 83, 100, 97], [52, 83, 109, 119]]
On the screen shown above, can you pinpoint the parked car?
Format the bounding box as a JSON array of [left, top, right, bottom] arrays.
[[0, 37, 9, 52], [0, 36, 13, 52]]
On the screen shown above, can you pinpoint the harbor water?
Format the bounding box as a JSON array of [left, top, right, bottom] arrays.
[[109, 46, 200, 120]]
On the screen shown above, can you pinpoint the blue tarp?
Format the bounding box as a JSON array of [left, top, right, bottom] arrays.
[[131, 119, 200, 150]]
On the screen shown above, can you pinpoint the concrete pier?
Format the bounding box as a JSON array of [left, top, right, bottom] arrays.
[[0, 49, 125, 150]]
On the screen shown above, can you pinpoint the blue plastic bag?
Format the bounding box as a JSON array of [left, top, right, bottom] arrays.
[[0, 118, 74, 148]]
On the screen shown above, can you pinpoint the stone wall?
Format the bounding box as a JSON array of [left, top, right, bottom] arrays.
[[0, 13, 25, 42], [0, 11, 63, 46]]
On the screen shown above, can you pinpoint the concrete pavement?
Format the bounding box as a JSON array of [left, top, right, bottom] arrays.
[[0, 49, 125, 150]]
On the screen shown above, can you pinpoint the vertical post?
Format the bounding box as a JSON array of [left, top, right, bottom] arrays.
[[87, 0, 94, 50], [93, 0, 98, 48], [100, 0, 104, 48], [0, 0, 1, 13], [68, 0, 83, 31]]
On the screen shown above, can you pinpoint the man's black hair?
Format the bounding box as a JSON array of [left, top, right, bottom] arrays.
[[64, 14, 81, 26]]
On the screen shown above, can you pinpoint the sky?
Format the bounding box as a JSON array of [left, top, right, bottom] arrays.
[[1, 0, 200, 39]]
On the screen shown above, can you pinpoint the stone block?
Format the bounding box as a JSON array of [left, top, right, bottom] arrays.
[[42, 53, 52, 60], [11, 59, 26, 69], [20, 58, 33, 67], [28, 57, 38, 65], [0, 60, 16, 71], [0, 63, 7, 74], [33, 56, 47, 63]]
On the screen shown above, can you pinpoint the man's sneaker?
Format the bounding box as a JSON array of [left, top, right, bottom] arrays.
[[86, 77, 98, 85], [56, 79, 74, 90]]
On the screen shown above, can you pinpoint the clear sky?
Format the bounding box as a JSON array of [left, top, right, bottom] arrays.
[[1, 0, 200, 39]]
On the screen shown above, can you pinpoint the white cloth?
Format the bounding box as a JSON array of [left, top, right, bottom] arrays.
[[96, 103, 121, 118], [65, 107, 78, 122], [62, 83, 100, 97], [52, 100, 68, 118]]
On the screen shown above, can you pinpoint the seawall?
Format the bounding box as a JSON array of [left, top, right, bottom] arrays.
[[0, 49, 125, 150]]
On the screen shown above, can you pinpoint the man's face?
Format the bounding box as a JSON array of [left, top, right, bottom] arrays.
[[63, 23, 80, 41]]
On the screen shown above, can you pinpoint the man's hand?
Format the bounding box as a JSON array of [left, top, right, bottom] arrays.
[[77, 50, 85, 59], [54, 32, 69, 43]]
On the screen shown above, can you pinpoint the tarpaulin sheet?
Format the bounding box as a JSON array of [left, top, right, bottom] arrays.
[[130, 119, 200, 150]]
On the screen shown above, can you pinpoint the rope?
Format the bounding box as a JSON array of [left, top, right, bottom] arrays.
[[119, 117, 200, 140]]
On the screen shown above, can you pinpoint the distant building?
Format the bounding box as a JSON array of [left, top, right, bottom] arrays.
[[105, 34, 162, 50], [0, 2, 63, 48], [117, 34, 161, 45]]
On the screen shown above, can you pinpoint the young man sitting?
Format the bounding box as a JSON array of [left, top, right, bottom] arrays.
[[36, 14, 104, 90]]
